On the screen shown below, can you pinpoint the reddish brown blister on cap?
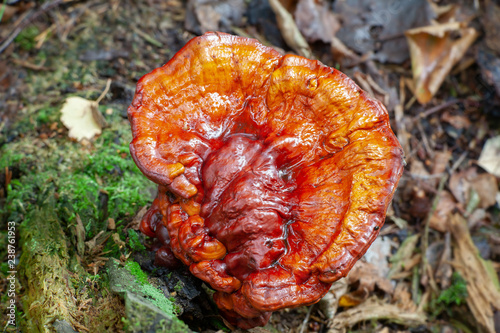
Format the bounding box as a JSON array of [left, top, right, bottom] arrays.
[[129, 32, 404, 329]]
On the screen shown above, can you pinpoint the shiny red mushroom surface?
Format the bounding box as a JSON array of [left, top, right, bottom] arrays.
[[128, 32, 404, 329]]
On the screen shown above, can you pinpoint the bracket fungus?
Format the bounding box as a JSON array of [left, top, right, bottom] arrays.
[[128, 32, 404, 329]]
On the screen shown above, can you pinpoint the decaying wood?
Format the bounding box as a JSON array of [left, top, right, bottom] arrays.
[[19, 198, 79, 333]]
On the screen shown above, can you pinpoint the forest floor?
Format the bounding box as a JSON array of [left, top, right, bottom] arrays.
[[1, 0, 500, 332]]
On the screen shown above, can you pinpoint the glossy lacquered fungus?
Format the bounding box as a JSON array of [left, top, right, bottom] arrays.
[[129, 32, 404, 329]]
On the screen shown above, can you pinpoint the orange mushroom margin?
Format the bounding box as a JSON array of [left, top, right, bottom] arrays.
[[128, 32, 404, 329]]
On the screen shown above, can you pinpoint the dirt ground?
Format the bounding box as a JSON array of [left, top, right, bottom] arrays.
[[1, 0, 500, 332]]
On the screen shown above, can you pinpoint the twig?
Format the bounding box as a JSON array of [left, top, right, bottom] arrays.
[[420, 173, 448, 291], [404, 95, 416, 110], [376, 32, 405, 42], [60, 1, 91, 42], [0, 0, 64, 54], [11, 58, 49, 71], [299, 305, 314, 333], [132, 26, 163, 47], [95, 79, 112, 104], [416, 121, 435, 159], [405, 172, 446, 180], [414, 99, 460, 121], [0, 13, 30, 54], [395, 79, 410, 157], [35, 23, 56, 49], [450, 151, 467, 171], [419, 149, 463, 290]]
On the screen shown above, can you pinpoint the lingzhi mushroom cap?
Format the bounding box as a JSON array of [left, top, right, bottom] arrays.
[[128, 31, 404, 329]]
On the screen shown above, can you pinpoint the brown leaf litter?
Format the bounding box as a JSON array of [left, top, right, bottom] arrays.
[[450, 214, 500, 333]]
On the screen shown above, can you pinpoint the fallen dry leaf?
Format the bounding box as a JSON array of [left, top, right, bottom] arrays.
[[429, 190, 456, 232], [405, 22, 478, 104], [449, 167, 476, 206], [330, 36, 362, 68], [363, 236, 394, 278], [468, 208, 487, 229], [333, 0, 433, 63], [353, 71, 390, 107], [483, 0, 500, 54], [449, 166, 498, 210], [450, 213, 500, 333], [0, 5, 19, 23], [477, 43, 500, 97], [478, 136, 500, 177], [429, 2, 457, 24], [242, 328, 273, 333], [470, 173, 499, 209], [60, 96, 105, 142], [269, 0, 312, 58], [431, 150, 452, 175], [340, 260, 394, 307], [393, 282, 418, 312], [328, 296, 426, 333], [410, 159, 430, 178], [294, 0, 340, 43], [184, 0, 246, 34], [388, 234, 419, 279], [319, 279, 349, 319], [84, 230, 109, 256], [441, 111, 471, 130], [129, 205, 149, 230]]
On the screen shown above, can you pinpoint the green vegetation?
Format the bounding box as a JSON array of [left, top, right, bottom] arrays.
[[430, 272, 468, 318], [14, 25, 40, 51], [0, 97, 155, 330], [19, 198, 77, 332], [0, 104, 154, 239], [437, 272, 468, 307], [128, 229, 147, 252], [0, 2, 193, 331], [0, 1, 7, 23], [124, 261, 179, 317], [125, 261, 149, 286]]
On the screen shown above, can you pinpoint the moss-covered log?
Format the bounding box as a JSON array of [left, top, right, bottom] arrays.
[[19, 199, 78, 333]]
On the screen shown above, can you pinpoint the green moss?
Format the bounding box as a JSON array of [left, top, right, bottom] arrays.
[[174, 281, 183, 293], [0, 262, 8, 275], [0, 151, 25, 170], [140, 284, 177, 316], [125, 261, 149, 286], [437, 272, 468, 306], [127, 229, 146, 252], [14, 26, 40, 51], [58, 173, 100, 234], [1, 5, 188, 331], [19, 199, 78, 332], [113, 260, 189, 330], [124, 261, 177, 317], [35, 106, 60, 126], [430, 272, 468, 318], [0, 102, 154, 239]]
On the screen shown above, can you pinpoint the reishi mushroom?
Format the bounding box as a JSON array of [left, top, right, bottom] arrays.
[[128, 32, 404, 329]]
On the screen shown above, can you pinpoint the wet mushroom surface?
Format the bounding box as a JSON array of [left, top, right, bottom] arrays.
[[128, 32, 404, 329]]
